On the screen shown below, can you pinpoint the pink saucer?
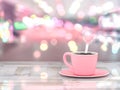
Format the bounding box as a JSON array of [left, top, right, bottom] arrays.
[[59, 68, 109, 78]]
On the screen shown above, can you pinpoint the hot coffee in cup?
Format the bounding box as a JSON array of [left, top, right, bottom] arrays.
[[63, 51, 98, 76], [74, 52, 94, 55]]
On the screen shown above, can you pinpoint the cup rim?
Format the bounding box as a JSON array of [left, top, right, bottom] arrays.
[[72, 51, 98, 55]]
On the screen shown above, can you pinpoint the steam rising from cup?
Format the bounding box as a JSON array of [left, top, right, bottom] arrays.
[[82, 26, 95, 53]]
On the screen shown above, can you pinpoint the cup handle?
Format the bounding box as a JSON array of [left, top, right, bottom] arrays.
[[63, 52, 73, 71]]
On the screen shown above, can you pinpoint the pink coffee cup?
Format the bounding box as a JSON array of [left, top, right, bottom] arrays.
[[63, 51, 98, 76]]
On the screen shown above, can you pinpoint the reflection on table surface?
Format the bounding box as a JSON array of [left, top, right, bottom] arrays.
[[0, 61, 120, 90]]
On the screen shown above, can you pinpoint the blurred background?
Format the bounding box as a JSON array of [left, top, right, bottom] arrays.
[[0, 0, 120, 61]]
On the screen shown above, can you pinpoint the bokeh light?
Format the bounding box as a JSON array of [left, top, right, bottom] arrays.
[[112, 42, 120, 54], [30, 14, 37, 19], [40, 43, 48, 51], [97, 35, 106, 43], [20, 35, 26, 43], [64, 21, 74, 30], [40, 72, 48, 79], [102, 1, 114, 12], [0, 21, 11, 43], [68, 0, 82, 15], [33, 50, 41, 59], [56, 4, 65, 16], [22, 16, 34, 28], [106, 37, 114, 44], [74, 23, 83, 32], [40, 40, 48, 51], [38, 1, 53, 14], [33, 0, 41, 3], [100, 43, 108, 52], [88, 5, 98, 16], [68, 40, 78, 52]]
